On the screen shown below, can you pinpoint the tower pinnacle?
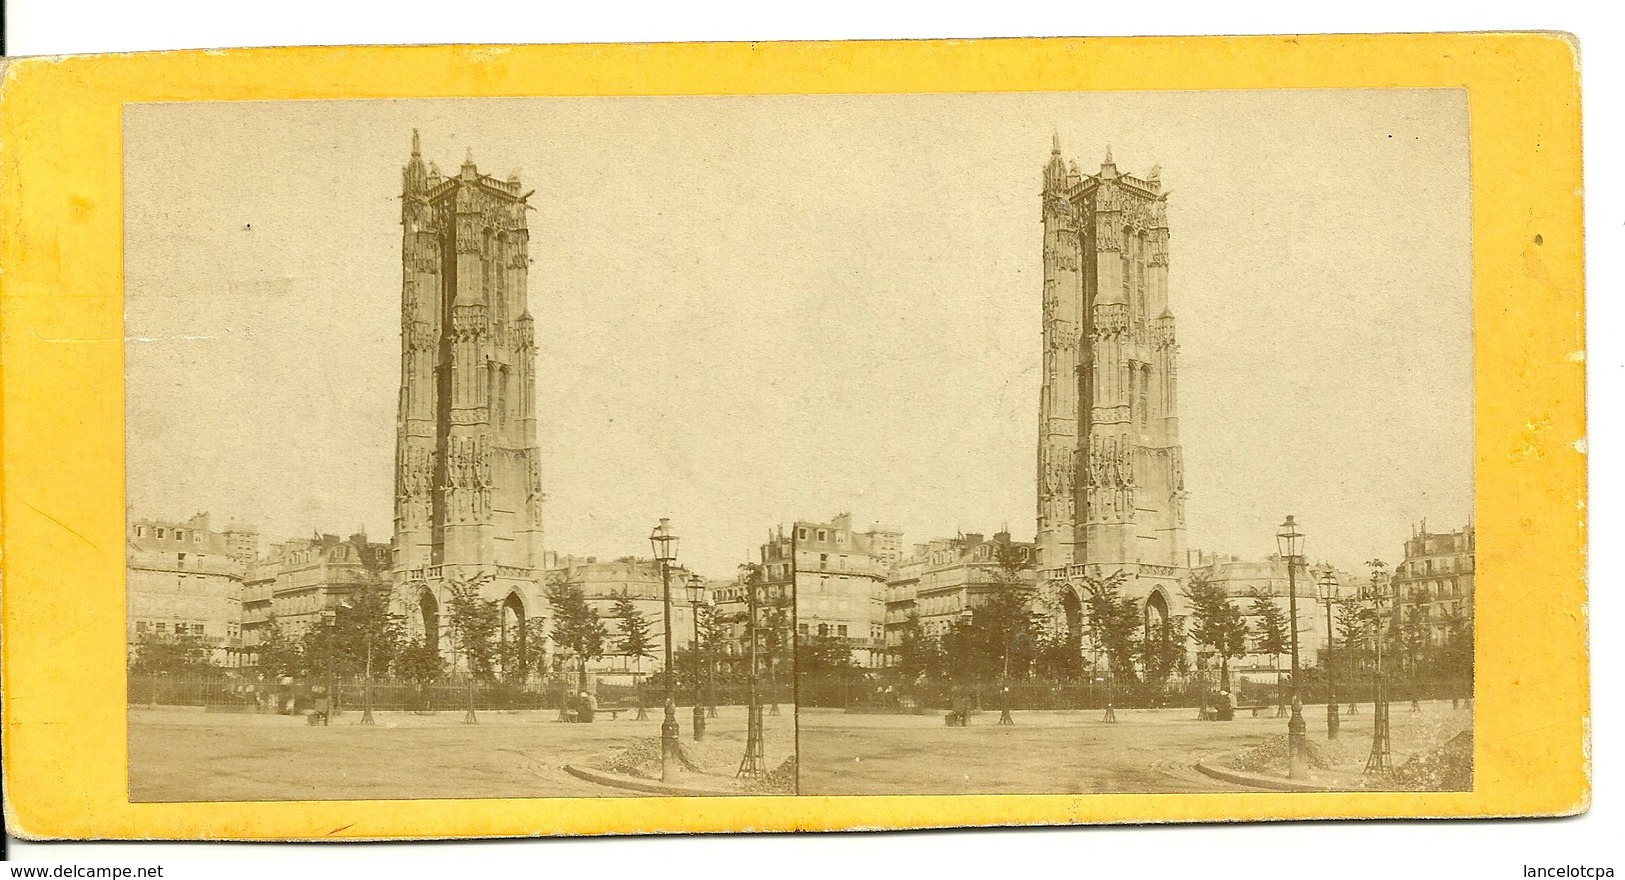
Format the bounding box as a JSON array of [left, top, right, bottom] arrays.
[[1052, 130, 1062, 155], [412, 128, 421, 157]]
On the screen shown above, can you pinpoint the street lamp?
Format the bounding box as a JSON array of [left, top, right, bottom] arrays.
[[1316, 569, 1340, 740], [1363, 559, 1393, 774], [1276, 515, 1307, 779], [999, 634, 1015, 726], [321, 608, 338, 727], [686, 573, 709, 742], [650, 518, 682, 780]]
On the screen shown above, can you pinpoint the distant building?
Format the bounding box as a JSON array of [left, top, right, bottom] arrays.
[[885, 531, 1036, 648], [126, 513, 250, 666], [708, 569, 794, 683], [1185, 549, 1357, 685], [240, 531, 390, 656], [1391, 520, 1475, 645], [776, 513, 898, 668], [545, 555, 706, 686]]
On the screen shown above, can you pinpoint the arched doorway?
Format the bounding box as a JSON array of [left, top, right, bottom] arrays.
[[1144, 589, 1171, 642], [1061, 587, 1085, 681], [501, 592, 527, 677], [419, 590, 439, 654]]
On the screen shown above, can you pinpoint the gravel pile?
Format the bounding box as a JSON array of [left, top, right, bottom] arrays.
[[1389, 731, 1473, 792], [1228, 734, 1336, 775], [593, 738, 709, 779], [741, 755, 798, 794], [594, 737, 790, 788]]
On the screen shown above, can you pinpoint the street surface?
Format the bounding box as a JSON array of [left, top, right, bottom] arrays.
[[796, 700, 1472, 795], [128, 704, 795, 802]]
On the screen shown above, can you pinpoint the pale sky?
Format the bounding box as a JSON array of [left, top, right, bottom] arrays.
[[124, 90, 1472, 578]]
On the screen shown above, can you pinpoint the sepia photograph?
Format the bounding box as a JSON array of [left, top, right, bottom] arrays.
[[780, 90, 1475, 797], [124, 89, 1473, 803]]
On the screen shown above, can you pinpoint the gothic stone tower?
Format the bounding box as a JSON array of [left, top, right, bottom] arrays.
[[1038, 136, 1188, 627], [395, 131, 545, 659]]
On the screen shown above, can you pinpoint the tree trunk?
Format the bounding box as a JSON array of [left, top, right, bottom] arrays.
[[464, 650, 478, 724], [362, 640, 375, 725]]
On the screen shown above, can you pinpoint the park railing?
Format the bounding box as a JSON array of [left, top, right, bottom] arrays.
[[127, 673, 797, 714], [796, 671, 1474, 713]]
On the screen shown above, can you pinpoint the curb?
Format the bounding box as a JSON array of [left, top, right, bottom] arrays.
[[1194, 760, 1341, 792], [562, 763, 754, 797]]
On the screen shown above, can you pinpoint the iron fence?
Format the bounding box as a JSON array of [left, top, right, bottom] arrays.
[[127, 673, 795, 714], [797, 672, 1473, 712]]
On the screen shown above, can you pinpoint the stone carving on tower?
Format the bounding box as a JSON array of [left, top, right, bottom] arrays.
[[1037, 136, 1188, 620], [393, 131, 547, 660]]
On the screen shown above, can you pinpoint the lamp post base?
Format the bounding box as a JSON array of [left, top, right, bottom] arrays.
[[1325, 699, 1340, 739], [691, 705, 707, 741], [1287, 699, 1309, 779], [660, 705, 682, 782]]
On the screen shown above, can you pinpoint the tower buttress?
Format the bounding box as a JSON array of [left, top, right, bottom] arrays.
[[1037, 134, 1083, 570]]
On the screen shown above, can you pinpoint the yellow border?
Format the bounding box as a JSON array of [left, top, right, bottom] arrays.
[[0, 34, 1587, 839]]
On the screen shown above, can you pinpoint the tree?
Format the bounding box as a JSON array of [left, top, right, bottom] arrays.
[[129, 628, 216, 677], [1249, 590, 1291, 711], [1083, 571, 1142, 692], [612, 590, 654, 682], [394, 637, 443, 711], [546, 577, 608, 695], [1336, 602, 1371, 664], [760, 593, 792, 710], [1137, 616, 1187, 701], [252, 616, 305, 680], [497, 616, 547, 701], [1438, 607, 1474, 704], [1183, 575, 1248, 691], [335, 579, 403, 724], [1335, 601, 1371, 710], [698, 600, 727, 711], [447, 577, 500, 723], [892, 611, 946, 681], [943, 540, 1040, 682], [797, 629, 857, 678], [1396, 588, 1431, 708]]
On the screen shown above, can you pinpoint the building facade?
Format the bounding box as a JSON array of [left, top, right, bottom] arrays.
[[126, 513, 251, 665], [1391, 520, 1475, 646], [240, 531, 391, 654], [393, 132, 549, 661], [1038, 139, 1188, 640], [884, 531, 1036, 648], [545, 555, 706, 686], [776, 513, 898, 668], [1185, 550, 1352, 686]]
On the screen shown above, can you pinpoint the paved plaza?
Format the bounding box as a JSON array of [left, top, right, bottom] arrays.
[[796, 700, 1473, 795], [128, 704, 795, 802]]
